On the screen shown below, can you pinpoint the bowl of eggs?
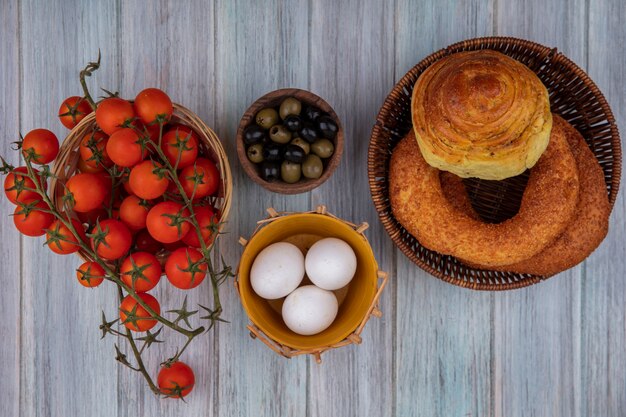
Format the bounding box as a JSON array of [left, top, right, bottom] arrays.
[[235, 206, 387, 361], [236, 88, 344, 194]]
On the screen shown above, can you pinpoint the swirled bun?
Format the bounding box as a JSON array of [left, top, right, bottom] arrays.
[[411, 50, 552, 180], [389, 118, 579, 267]]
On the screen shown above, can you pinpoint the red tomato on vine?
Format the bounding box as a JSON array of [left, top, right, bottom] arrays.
[[13, 200, 54, 236], [157, 361, 195, 398], [90, 219, 132, 260], [22, 129, 59, 164], [76, 261, 106, 288], [119, 293, 160, 332], [4, 167, 45, 204], [120, 251, 162, 293], [45, 218, 86, 255], [95, 97, 135, 135], [58, 96, 93, 129], [165, 247, 207, 290], [134, 88, 173, 125]]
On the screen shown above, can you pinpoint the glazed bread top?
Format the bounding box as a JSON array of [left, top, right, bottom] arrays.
[[411, 50, 552, 180]]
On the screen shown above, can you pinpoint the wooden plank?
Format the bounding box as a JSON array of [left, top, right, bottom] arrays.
[[117, 1, 222, 415], [582, 1, 626, 415], [393, 1, 495, 416], [492, 1, 587, 417], [0, 1, 21, 416], [18, 1, 120, 416], [307, 1, 395, 416], [213, 1, 310, 416]]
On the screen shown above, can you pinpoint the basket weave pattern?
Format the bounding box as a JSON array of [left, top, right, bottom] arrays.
[[368, 37, 622, 290]]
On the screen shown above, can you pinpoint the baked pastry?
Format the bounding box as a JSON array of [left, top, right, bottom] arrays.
[[411, 50, 552, 180], [443, 116, 610, 276], [389, 117, 579, 267]]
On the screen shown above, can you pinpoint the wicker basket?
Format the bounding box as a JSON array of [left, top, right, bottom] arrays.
[[235, 206, 388, 363], [49, 103, 233, 260], [368, 36, 622, 291]]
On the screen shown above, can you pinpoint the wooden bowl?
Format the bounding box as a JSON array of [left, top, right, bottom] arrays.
[[235, 206, 387, 362], [236, 88, 344, 194], [49, 103, 233, 261], [368, 36, 621, 290]]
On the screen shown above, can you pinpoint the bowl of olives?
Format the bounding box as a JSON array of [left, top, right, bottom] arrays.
[[236, 88, 343, 194]]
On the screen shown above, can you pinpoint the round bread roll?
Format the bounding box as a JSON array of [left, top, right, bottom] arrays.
[[411, 50, 552, 180], [443, 116, 610, 276], [389, 117, 579, 267]]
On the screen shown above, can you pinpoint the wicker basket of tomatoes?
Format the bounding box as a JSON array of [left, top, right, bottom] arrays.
[[50, 100, 232, 260], [1, 55, 233, 399]]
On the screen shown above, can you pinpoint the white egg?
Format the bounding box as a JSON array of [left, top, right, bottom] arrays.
[[305, 237, 357, 290], [282, 285, 338, 335], [250, 242, 305, 300]]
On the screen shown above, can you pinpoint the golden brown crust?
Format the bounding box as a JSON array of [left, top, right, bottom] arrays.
[[411, 50, 552, 180], [448, 116, 609, 275], [389, 117, 579, 267]]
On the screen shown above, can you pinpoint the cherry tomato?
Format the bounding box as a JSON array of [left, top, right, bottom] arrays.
[[160, 128, 198, 169], [129, 160, 169, 200], [134, 229, 163, 253], [134, 88, 173, 125], [146, 201, 191, 244], [58, 96, 93, 129], [45, 218, 86, 255], [182, 206, 217, 248], [65, 173, 108, 213], [95, 97, 135, 135], [165, 247, 207, 290], [76, 261, 106, 288], [119, 293, 160, 332], [90, 219, 132, 260], [179, 158, 219, 199], [119, 195, 151, 230], [4, 167, 45, 204], [22, 129, 59, 164], [106, 128, 147, 167], [120, 251, 161, 293], [157, 361, 195, 398], [79, 131, 112, 170], [13, 200, 54, 237]]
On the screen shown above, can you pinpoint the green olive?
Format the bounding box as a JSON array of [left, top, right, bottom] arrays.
[[302, 154, 323, 179], [279, 97, 302, 119], [290, 137, 310, 155], [281, 161, 302, 184], [256, 107, 279, 129], [311, 139, 335, 159], [269, 124, 292, 144], [247, 143, 264, 163]]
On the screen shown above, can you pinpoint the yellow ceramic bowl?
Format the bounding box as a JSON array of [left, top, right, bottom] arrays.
[[237, 213, 379, 350]]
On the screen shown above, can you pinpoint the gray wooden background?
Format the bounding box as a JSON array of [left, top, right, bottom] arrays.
[[1, 0, 624, 416]]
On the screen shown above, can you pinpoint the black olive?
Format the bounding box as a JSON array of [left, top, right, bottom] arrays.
[[243, 124, 267, 146], [260, 161, 280, 182], [316, 115, 338, 139], [283, 115, 302, 132], [262, 143, 283, 162], [299, 122, 318, 143], [283, 144, 306, 164], [303, 105, 323, 121]]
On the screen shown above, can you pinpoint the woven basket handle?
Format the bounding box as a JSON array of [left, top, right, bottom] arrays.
[[247, 324, 294, 359], [355, 270, 388, 335]]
